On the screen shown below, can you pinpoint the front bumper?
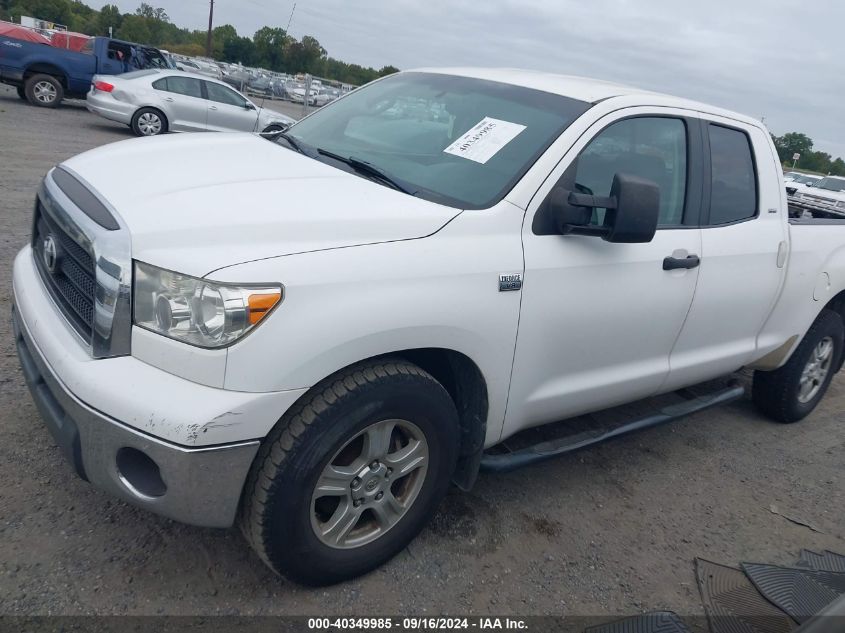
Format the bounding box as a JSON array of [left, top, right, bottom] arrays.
[[13, 306, 259, 527]]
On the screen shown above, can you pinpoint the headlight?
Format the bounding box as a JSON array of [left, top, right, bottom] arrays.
[[133, 261, 282, 348], [837, 201, 845, 209]]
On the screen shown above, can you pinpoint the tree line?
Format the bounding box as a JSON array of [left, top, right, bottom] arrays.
[[772, 132, 845, 177], [0, 0, 399, 85]]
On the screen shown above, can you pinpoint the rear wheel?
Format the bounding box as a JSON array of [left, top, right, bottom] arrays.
[[753, 309, 844, 423], [24, 74, 63, 108], [239, 359, 459, 585], [131, 107, 167, 137]]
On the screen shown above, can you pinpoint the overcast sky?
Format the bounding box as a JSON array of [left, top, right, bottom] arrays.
[[91, 0, 845, 159]]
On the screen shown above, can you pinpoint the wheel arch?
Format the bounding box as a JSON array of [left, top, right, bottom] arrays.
[[24, 64, 68, 87], [821, 291, 845, 371], [393, 348, 489, 491], [249, 347, 489, 493]]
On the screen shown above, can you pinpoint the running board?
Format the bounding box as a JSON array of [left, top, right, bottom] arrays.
[[480, 383, 745, 473]]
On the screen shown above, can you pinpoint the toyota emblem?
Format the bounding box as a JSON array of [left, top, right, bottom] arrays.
[[43, 235, 58, 273]]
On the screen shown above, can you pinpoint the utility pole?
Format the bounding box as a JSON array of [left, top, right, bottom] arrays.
[[205, 0, 214, 57]]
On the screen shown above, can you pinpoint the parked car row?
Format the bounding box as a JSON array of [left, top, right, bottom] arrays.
[[1, 20, 347, 119], [786, 174, 845, 218], [0, 29, 170, 107], [169, 55, 223, 80]]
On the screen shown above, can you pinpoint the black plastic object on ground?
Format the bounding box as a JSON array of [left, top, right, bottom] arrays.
[[742, 563, 845, 624], [584, 611, 691, 633], [695, 559, 796, 633], [797, 550, 845, 573]]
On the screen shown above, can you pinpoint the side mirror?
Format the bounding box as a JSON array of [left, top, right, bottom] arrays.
[[549, 173, 660, 243], [245, 102, 256, 110]]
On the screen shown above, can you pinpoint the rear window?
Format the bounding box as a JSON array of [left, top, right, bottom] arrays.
[[153, 76, 203, 98], [708, 124, 757, 225]]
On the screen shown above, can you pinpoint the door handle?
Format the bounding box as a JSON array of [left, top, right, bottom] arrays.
[[209, 105, 218, 110], [663, 254, 700, 270], [163, 97, 174, 102]]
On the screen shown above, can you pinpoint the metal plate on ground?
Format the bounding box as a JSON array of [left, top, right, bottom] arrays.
[[796, 550, 845, 573], [584, 611, 691, 633], [742, 563, 845, 624], [695, 559, 796, 633]]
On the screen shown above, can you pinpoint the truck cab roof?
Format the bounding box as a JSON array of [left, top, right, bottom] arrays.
[[413, 67, 762, 127]]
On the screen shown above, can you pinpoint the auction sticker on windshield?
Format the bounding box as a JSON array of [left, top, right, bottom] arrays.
[[443, 117, 527, 164]]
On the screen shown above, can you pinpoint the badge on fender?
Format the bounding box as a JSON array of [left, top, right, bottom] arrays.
[[499, 273, 522, 292]]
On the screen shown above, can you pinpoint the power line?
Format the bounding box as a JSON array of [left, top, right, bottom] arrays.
[[285, 2, 297, 34]]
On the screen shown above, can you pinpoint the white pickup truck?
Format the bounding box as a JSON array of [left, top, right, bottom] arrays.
[[787, 175, 845, 218], [13, 68, 845, 585]]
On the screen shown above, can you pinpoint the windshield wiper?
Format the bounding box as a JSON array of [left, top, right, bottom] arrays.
[[277, 132, 312, 156], [317, 148, 416, 195]]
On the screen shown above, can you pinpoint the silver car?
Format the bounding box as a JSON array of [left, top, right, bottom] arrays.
[[86, 69, 295, 138]]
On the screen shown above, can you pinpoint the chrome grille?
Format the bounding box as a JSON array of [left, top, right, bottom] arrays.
[[32, 199, 96, 341]]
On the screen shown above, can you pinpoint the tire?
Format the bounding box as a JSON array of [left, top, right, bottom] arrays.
[[16, 85, 26, 100], [239, 358, 459, 585], [24, 74, 63, 108], [753, 309, 844, 423], [131, 107, 167, 137], [260, 124, 286, 141]]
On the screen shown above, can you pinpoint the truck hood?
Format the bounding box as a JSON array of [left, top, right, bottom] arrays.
[[60, 133, 460, 277]]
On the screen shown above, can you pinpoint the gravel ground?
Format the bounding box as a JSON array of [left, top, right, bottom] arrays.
[[0, 84, 843, 619]]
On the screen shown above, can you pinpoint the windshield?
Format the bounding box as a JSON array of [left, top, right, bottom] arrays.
[[282, 72, 590, 209], [815, 177, 845, 192], [794, 174, 819, 185]]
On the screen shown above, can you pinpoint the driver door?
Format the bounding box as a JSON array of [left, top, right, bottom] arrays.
[[502, 110, 704, 439], [204, 81, 259, 132]]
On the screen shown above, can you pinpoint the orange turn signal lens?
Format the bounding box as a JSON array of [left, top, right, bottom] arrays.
[[247, 291, 282, 325]]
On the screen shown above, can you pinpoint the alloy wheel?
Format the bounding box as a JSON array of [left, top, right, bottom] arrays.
[[310, 418, 428, 549], [798, 336, 834, 403], [33, 81, 57, 104]]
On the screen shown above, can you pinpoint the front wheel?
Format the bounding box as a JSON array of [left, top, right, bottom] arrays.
[[25, 74, 63, 108], [753, 309, 844, 423], [239, 359, 459, 585]]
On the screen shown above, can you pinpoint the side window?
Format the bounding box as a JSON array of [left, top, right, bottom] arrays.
[[707, 124, 757, 225], [152, 78, 168, 91], [206, 82, 247, 107], [165, 76, 203, 99], [571, 117, 688, 226]]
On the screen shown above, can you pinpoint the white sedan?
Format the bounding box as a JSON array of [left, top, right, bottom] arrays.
[[86, 69, 295, 138]]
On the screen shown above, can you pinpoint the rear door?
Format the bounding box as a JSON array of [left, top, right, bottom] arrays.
[[662, 118, 787, 390], [152, 75, 207, 131], [204, 81, 259, 132]]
